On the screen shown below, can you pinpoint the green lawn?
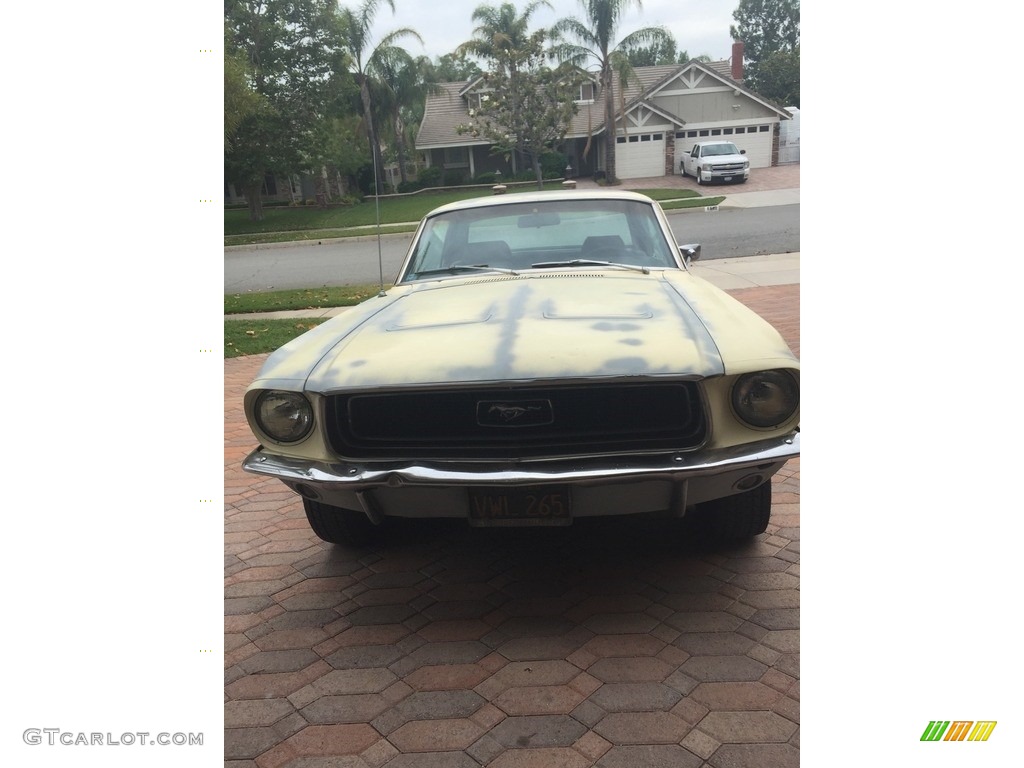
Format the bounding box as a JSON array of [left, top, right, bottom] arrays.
[[225, 285, 383, 314], [225, 318, 328, 358]]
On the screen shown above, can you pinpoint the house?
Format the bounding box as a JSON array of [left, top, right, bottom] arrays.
[[415, 42, 792, 181]]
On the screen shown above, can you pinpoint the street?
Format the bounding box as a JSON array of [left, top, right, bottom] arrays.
[[224, 204, 799, 293]]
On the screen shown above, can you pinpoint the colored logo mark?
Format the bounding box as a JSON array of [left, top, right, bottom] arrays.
[[921, 721, 997, 742]]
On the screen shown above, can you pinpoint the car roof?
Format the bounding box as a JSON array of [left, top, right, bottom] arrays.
[[425, 189, 656, 216]]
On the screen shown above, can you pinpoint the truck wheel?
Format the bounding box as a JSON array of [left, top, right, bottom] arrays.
[[680, 164, 686, 178], [686, 482, 771, 540], [303, 498, 383, 546], [695, 171, 703, 185]]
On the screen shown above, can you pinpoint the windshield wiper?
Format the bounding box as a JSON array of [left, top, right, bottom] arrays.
[[530, 259, 650, 275], [414, 264, 520, 277]]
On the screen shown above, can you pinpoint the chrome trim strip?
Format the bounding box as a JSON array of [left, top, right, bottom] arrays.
[[243, 432, 799, 489]]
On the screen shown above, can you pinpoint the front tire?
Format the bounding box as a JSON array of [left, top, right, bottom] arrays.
[[686, 482, 771, 540], [303, 498, 383, 546], [695, 170, 703, 185]]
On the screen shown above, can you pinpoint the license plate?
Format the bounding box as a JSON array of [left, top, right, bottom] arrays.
[[723, 176, 732, 181], [468, 486, 572, 526]]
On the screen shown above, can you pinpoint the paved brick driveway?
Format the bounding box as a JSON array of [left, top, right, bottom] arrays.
[[225, 284, 800, 768]]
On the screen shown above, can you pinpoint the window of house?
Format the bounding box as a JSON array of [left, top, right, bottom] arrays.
[[653, 133, 663, 140], [734, 127, 745, 134], [577, 82, 596, 101], [640, 134, 651, 142], [262, 174, 277, 196], [443, 147, 469, 167], [698, 130, 709, 137], [617, 136, 627, 144], [723, 128, 733, 134], [759, 125, 769, 132], [628, 135, 639, 142], [711, 129, 721, 136]]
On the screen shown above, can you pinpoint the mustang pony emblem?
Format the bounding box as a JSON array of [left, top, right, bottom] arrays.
[[490, 404, 542, 421], [477, 400, 554, 427]]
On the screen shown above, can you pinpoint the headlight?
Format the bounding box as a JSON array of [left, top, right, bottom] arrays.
[[731, 370, 799, 428], [254, 390, 313, 443]]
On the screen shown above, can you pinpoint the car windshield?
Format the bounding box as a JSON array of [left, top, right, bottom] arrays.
[[401, 198, 678, 282], [703, 143, 740, 156]]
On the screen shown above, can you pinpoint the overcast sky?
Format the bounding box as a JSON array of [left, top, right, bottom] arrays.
[[364, 0, 743, 68]]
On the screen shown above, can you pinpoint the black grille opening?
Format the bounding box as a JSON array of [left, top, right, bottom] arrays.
[[324, 383, 706, 459]]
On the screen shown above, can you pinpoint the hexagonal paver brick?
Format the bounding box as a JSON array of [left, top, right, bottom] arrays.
[[301, 694, 390, 724], [593, 712, 689, 744], [698, 711, 798, 743], [679, 655, 768, 683], [388, 718, 484, 752], [597, 744, 703, 768], [587, 656, 675, 683], [588, 682, 682, 713], [489, 715, 588, 748], [689, 681, 784, 710], [487, 747, 593, 768], [708, 742, 800, 768], [493, 685, 585, 716]]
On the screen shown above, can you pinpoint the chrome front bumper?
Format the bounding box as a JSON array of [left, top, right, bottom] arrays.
[[242, 432, 799, 520]]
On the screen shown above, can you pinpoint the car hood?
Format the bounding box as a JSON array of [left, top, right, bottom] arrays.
[[250, 271, 797, 393], [703, 153, 746, 164]]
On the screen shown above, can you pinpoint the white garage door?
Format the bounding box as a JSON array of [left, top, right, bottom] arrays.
[[616, 132, 665, 179], [675, 124, 775, 169]]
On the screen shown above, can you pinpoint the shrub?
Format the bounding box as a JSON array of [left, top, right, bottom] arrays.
[[540, 151, 569, 178], [444, 170, 466, 187], [418, 166, 442, 187]]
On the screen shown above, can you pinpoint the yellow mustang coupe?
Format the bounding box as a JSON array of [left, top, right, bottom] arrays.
[[242, 190, 799, 546]]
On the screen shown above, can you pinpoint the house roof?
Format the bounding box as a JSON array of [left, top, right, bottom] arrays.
[[415, 60, 788, 150]]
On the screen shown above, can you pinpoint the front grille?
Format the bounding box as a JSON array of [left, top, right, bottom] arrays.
[[711, 163, 745, 172], [324, 383, 707, 459]]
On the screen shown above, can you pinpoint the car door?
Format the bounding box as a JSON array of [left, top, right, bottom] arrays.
[[684, 145, 700, 176]]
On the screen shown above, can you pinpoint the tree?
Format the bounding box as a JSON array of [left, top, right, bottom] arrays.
[[372, 52, 439, 185], [458, 1, 553, 77], [551, 0, 672, 185], [459, 35, 580, 189], [225, 0, 350, 220], [730, 0, 799, 100], [749, 46, 799, 106], [224, 46, 263, 152], [430, 51, 483, 82], [338, 0, 423, 195], [624, 35, 677, 67]]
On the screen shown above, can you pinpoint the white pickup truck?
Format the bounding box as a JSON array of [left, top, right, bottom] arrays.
[[679, 141, 750, 185]]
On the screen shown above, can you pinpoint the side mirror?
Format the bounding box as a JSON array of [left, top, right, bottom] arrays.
[[740, 149, 747, 155], [680, 243, 701, 265]]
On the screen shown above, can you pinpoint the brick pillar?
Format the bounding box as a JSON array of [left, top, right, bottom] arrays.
[[665, 132, 675, 176]]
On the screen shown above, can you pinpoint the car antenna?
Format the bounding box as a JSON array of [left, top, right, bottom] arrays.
[[371, 136, 386, 297]]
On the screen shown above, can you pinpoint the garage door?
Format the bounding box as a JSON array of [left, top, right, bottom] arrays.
[[616, 132, 665, 179], [675, 124, 775, 168]]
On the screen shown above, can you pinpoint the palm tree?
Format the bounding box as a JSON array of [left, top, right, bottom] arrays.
[[374, 53, 440, 186], [338, 0, 423, 194], [457, 2, 553, 177], [458, 1, 553, 77], [551, 0, 670, 184]]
